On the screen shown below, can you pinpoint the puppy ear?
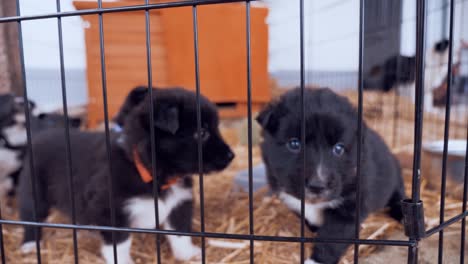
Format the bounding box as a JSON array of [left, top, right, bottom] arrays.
[[37, 113, 47, 119], [154, 104, 179, 134], [256, 105, 272, 127], [115, 86, 149, 126], [256, 102, 283, 134], [128, 86, 149, 106], [69, 117, 82, 128]]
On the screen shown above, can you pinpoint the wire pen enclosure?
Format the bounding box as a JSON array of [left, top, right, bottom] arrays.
[[0, 0, 467, 263]]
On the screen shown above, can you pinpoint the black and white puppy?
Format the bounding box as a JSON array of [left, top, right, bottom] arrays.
[[363, 55, 416, 92], [18, 87, 234, 263], [0, 93, 21, 196], [0, 93, 37, 149], [256, 88, 405, 264], [0, 94, 82, 197]]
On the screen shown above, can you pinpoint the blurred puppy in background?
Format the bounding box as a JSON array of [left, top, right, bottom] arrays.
[[0, 93, 81, 197]]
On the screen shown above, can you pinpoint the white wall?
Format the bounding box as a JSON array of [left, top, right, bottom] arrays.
[[20, 0, 86, 69], [16, 0, 468, 109], [267, 0, 468, 71], [19, 0, 87, 111], [402, 0, 468, 59], [266, 0, 359, 72]]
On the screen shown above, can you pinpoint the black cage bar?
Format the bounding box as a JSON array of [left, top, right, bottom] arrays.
[[0, 0, 467, 263]]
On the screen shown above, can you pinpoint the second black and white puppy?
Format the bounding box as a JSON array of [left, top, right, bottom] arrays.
[[256, 88, 405, 264], [18, 87, 234, 263], [0, 93, 81, 197]]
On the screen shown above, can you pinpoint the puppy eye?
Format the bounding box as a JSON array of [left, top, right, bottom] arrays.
[[332, 142, 345, 157], [286, 138, 301, 153], [194, 128, 210, 142]]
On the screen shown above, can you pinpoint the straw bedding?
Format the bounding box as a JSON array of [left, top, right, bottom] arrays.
[[0, 90, 466, 263]]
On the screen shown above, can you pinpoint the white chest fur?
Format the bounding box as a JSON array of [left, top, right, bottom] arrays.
[[124, 184, 193, 229], [279, 192, 341, 226]]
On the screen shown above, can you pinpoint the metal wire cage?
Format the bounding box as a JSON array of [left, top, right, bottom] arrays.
[[0, 0, 466, 264]]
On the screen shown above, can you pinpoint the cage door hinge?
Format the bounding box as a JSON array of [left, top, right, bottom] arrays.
[[401, 199, 426, 240]]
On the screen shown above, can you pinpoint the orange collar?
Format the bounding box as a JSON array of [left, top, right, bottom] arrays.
[[132, 147, 179, 190]]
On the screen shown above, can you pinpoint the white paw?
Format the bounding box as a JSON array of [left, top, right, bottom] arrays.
[[0, 178, 13, 197], [173, 243, 201, 261], [101, 238, 134, 264], [304, 259, 322, 264], [104, 256, 134, 264], [118, 257, 134, 264], [21, 241, 38, 253], [166, 234, 201, 261]]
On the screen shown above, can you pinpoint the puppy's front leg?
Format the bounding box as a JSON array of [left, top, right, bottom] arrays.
[[165, 199, 201, 261], [100, 232, 134, 264], [307, 210, 358, 264], [99, 209, 134, 264]]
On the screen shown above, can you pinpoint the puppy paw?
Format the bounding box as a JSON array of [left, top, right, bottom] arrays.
[[111, 254, 134, 264], [304, 259, 322, 264], [21, 241, 39, 253], [104, 256, 134, 264], [118, 257, 134, 264], [101, 238, 134, 264], [0, 178, 13, 197], [173, 243, 201, 261], [166, 235, 201, 261]]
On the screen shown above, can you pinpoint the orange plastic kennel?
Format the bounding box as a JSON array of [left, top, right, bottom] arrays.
[[73, 0, 270, 127]]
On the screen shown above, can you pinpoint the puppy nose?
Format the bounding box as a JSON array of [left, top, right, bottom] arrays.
[[226, 151, 235, 161], [307, 179, 326, 193]]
